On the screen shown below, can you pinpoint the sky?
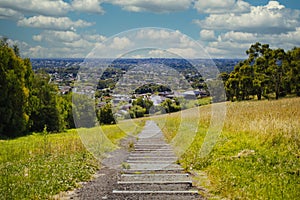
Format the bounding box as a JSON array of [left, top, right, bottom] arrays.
[[0, 0, 299, 58]]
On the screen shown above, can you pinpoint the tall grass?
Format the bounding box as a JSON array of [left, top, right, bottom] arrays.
[[156, 97, 300, 199], [0, 119, 145, 199]]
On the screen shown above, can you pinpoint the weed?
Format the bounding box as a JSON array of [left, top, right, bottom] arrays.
[[122, 162, 131, 169]]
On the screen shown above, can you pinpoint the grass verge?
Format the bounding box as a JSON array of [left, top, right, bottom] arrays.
[[0, 119, 145, 199], [156, 97, 300, 199]]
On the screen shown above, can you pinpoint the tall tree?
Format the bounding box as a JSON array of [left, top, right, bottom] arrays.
[[0, 40, 33, 137], [287, 47, 300, 96], [29, 73, 63, 132]]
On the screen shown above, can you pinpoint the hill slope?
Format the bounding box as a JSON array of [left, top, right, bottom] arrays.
[[154, 97, 300, 199]]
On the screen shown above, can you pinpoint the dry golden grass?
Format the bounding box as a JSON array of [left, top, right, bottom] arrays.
[[155, 97, 300, 199]]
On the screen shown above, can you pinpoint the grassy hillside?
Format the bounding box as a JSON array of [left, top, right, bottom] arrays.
[[155, 97, 300, 199], [0, 120, 144, 199]]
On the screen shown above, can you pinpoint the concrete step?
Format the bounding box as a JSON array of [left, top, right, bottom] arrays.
[[117, 180, 192, 184], [127, 156, 178, 160], [123, 163, 182, 170], [133, 149, 173, 151], [122, 169, 184, 174], [134, 148, 172, 151], [126, 160, 176, 164], [114, 182, 193, 191], [130, 151, 175, 155], [111, 121, 201, 199], [110, 192, 201, 200], [129, 154, 175, 157], [120, 173, 190, 182]]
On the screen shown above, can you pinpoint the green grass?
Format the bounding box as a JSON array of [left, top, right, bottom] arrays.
[[0, 119, 145, 199], [155, 97, 300, 199]]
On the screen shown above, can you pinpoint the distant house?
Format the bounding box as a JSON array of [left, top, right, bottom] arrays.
[[150, 95, 166, 106]]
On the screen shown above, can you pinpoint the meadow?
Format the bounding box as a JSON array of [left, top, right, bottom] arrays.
[[155, 97, 300, 199], [0, 120, 144, 199], [1, 97, 299, 199]]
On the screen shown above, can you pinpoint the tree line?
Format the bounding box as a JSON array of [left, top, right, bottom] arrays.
[[221, 43, 300, 101], [0, 39, 74, 137]]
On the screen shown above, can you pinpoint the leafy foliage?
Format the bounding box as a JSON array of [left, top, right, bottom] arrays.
[[134, 83, 171, 94], [0, 40, 33, 137], [224, 43, 300, 101], [0, 39, 74, 137], [97, 103, 116, 124]]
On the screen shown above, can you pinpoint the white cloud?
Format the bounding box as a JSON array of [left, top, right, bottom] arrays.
[[0, 7, 23, 19], [200, 30, 216, 41], [194, 0, 250, 14], [32, 35, 42, 42], [167, 47, 198, 58], [135, 29, 197, 49], [72, 0, 104, 14], [83, 34, 106, 42], [0, 0, 70, 16], [194, 1, 300, 34], [86, 28, 211, 59], [17, 15, 93, 31], [109, 37, 133, 50], [29, 30, 107, 58], [33, 31, 81, 43], [219, 31, 258, 43], [110, 0, 192, 13], [203, 27, 300, 58]]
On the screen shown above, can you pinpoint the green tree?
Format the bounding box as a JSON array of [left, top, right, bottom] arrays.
[[226, 42, 294, 101], [29, 73, 64, 132], [161, 98, 181, 113], [97, 103, 116, 124], [133, 97, 153, 114], [0, 40, 33, 137], [129, 105, 146, 118], [288, 47, 300, 96], [72, 93, 97, 128]]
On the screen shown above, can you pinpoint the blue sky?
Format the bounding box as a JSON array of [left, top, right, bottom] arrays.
[[0, 0, 299, 58]]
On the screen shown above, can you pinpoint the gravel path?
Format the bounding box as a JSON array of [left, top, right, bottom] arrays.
[[64, 121, 204, 200]]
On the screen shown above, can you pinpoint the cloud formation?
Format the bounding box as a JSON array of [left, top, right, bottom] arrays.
[[0, 0, 70, 16], [194, 1, 299, 34], [0, 0, 299, 58], [110, 0, 192, 13], [29, 30, 107, 58], [194, 0, 250, 14], [17, 16, 93, 31], [0, 7, 23, 20], [72, 0, 105, 14]]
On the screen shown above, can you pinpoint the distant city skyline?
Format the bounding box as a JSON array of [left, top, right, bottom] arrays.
[[0, 0, 299, 58]]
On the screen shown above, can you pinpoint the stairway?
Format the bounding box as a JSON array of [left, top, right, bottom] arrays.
[[111, 121, 202, 200]]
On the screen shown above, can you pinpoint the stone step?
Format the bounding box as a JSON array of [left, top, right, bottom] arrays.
[[135, 142, 170, 147], [136, 142, 168, 144], [118, 180, 192, 184], [114, 182, 192, 191], [129, 153, 176, 157], [133, 150, 173, 153], [120, 173, 190, 182], [126, 160, 176, 164], [110, 192, 201, 200], [112, 190, 198, 194], [127, 156, 178, 160], [123, 163, 182, 170], [133, 149, 173, 151], [134, 148, 172, 150], [130, 151, 175, 155], [122, 169, 184, 174], [111, 121, 201, 199]]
